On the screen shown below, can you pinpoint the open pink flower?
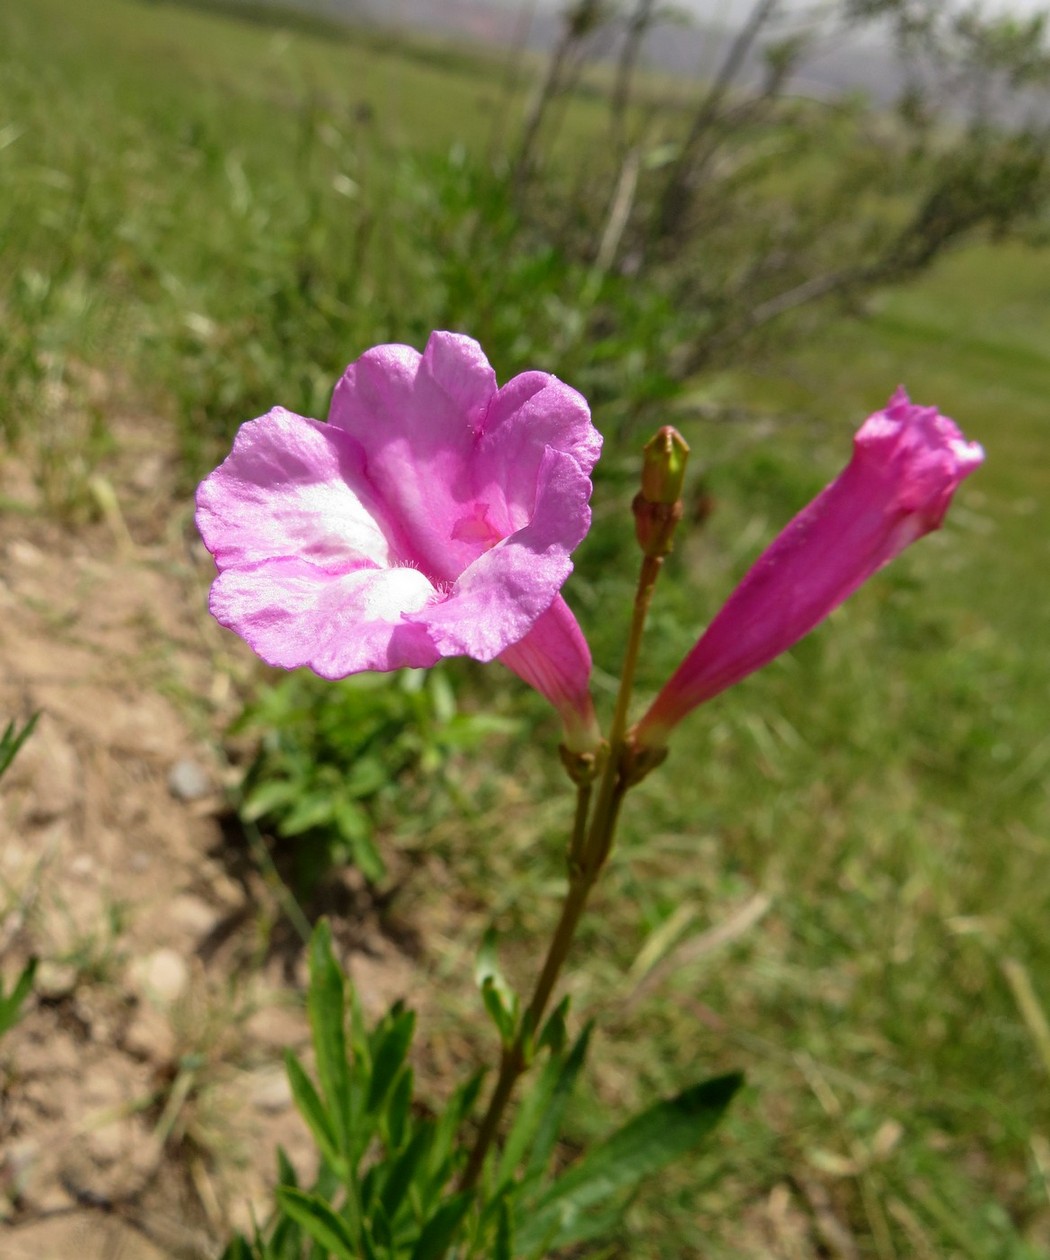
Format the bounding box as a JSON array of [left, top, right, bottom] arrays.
[[196, 332, 601, 736], [634, 389, 984, 749]]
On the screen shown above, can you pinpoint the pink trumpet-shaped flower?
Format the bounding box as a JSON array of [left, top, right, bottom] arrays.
[[196, 332, 602, 738], [634, 389, 984, 749]]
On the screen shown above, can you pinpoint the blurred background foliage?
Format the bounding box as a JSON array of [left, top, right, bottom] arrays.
[[2, 0, 1050, 1254]]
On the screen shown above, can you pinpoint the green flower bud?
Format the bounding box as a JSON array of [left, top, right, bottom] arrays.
[[640, 426, 690, 505], [634, 426, 690, 557]]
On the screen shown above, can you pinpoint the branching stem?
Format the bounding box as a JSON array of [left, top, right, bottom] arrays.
[[458, 548, 666, 1193]]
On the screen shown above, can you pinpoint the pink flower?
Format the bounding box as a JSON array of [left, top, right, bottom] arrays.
[[196, 332, 601, 737], [634, 389, 984, 748]]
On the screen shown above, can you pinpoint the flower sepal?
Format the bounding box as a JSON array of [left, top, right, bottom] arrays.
[[559, 740, 610, 787]]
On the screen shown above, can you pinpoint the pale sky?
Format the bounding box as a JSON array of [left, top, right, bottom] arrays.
[[503, 0, 1049, 14]]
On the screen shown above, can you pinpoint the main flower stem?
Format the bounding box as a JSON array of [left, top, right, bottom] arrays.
[[458, 552, 666, 1194], [459, 868, 594, 1190]]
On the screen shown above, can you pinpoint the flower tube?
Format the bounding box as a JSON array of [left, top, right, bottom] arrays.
[[634, 389, 984, 750], [499, 595, 600, 752]]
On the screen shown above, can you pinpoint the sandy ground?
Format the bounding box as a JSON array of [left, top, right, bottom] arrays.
[[0, 414, 429, 1258]]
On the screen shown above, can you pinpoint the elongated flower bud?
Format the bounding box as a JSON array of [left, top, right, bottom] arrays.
[[634, 389, 984, 749]]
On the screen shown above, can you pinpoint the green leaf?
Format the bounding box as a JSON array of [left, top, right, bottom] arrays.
[[409, 1190, 474, 1260], [269, 1214, 301, 1260], [368, 1008, 416, 1114], [275, 1188, 357, 1260], [537, 997, 570, 1055], [380, 1122, 433, 1221], [369, 1199, 394, 1250], [496, 1047, 565, 1188], [345, 758, 388, 798], [0, 958, 37, 1038], [494, 1198, 514, 1260], [218, 1237, 254, 1260], [480, 979, 516, 1045], [275, 1144, 299, 1188], [475, 929, 518, 1045], [0, 712, 38, 781], [347, 979, 370, 1068], [280, 793, 336, 837], [517, 1072, 743, 1254], [348, 827, 386, 884], [307, 921, 353, 1162], [284, 1050, 342, 1172], [525, 1201, 624, 1255], [386, 1066, 413, 1151], [522, 1022, 593, 1184], [358, 1230, 381, 1260], [426, 1071, 483, 1195], [240, 778, 300, 823], [333, 796, 370, 839], [474, 928, 507, 998]]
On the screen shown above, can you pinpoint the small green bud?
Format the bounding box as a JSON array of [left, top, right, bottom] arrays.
[[634, 426, 690, 557], [640, 426, 690, 505]]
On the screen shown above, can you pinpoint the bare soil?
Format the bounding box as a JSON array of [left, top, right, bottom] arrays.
[[0, 416, 426, 1258]]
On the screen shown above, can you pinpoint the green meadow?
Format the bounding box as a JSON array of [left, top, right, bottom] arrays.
[[2, 0, 1049, 1255]]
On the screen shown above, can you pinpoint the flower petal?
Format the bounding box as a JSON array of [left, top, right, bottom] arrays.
[[499, 595, 600, 750], [327, 332, 499, 581], [195, 408, 398, 571], [406, 447, 592, 661], [209, 560, 441, 677], [475, 372, 601, 536], [635, 391, 984, 746]]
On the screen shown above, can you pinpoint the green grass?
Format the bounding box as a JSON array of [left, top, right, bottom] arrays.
[[2, 0, 1049, 1255]]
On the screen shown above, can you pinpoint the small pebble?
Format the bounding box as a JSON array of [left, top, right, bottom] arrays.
[[34, 960, 78, 1000], [168, 759, 211, 802], [68, 854, 96, 880], [249, 1067, 292, 1115], [134, 949, 189, 1004]]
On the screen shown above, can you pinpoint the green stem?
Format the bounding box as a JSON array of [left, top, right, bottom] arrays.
[[582, 552, 663, 872], [460, 867, 595, 1190], [568, 781, 592, 868], [458, 552, 667, 1196], [609, 553, 663, 750]]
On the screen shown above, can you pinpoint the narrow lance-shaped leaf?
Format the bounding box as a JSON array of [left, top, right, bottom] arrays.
[[283, 1051, 342, 1172], [410, 1190, 474, 1260], [275, 1188, 357, 1260], [0, 958, 37, 1037], [494, 1198, 515, 1260], [517, 1072, 743, 1253], [386, 1064, 414, 1151], [368, 1007, 416, 1114], [307, 920, 353, 1162], [380, 1122, 434, 1222], [0, 712, 38, 781], [524, 1021, 594, 1185]]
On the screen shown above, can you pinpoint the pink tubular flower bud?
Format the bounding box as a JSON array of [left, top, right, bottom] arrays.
[[634, 389, 984, 749]]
